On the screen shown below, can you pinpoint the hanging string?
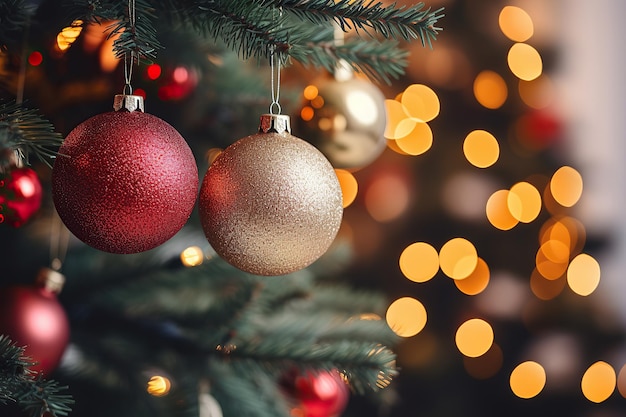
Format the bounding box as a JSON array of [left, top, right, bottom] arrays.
[[123, 0, 137, 95], [50, 211, 69, 271], [269, 46, 281, 115]]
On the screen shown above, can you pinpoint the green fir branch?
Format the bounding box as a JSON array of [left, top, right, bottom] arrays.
[[0, 0, 33, 50], [229, 340, 396, 393], [64, 0, 163, 62], [210, 360, 291, 417], [274, 0, 444, 45], [0, 100, 63, 168], [286, 26, 409, 83], [156, 0, 442, 82], [0, 335, 74, 417]]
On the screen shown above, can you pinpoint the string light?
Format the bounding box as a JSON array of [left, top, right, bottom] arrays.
[[180, 246, 204, 267], [147, 375, 171, 397], [56, 20, 83, 51]]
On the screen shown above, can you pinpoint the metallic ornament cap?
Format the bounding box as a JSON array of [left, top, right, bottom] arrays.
[[36, 267, 66, 294], [258, 114, 291, 135], [113, 94, 145, 113]]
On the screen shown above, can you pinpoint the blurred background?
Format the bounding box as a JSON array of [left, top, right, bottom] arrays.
[[1, 0, 625, 416]]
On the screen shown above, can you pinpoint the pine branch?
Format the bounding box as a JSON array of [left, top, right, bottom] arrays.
[[65, 0, 163, 62], [156, 0, 443, 82], [275, 0, 443, 45], [228, 340, 396, 393], [0, 100, 63, 168], [210, 360, 291, 417], [288, 29, 409, 83], [0, 0, 33, 51], [0, 335, 74, 417]]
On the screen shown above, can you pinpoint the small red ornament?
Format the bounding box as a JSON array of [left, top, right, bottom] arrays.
[[0, 166, 43, 227], [52, 95, 198, 254], [0, 268, 70, 375], [283, 370, 350, 417]]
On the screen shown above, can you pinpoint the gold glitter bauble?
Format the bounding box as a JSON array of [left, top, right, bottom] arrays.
[[296, 75, 387, 171], [199, 114, 343, 276]]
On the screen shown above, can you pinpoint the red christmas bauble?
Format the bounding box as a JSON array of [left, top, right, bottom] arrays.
[[284, 370, 350, 417], [0, 166, 43, 227], [52, 108, 198, 254], [0, 269, 70, 375]]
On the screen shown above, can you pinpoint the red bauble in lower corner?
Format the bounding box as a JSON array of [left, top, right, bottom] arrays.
[[0, 269, 70, 375], [283, 369, 350, 417], [52, 102, 198, 254], [0, 166, 43, 227]]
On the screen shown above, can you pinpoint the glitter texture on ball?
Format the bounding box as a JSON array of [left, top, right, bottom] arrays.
[[199, 115, 343, 276], [52, 109, 198, 254]]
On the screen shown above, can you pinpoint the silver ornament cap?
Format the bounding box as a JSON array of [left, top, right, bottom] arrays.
[[258, 114, 291, 135], [36, 267, 66, 294], [113, 94, 145, 112]]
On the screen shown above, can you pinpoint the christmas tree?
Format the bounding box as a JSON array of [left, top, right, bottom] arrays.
[[0, 1, 442, 416], [2, 1, 626, 417]]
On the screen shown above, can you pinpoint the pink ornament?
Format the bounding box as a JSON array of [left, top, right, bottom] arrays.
[[0, 269, 69, 375], [52, 95, 198, 254]]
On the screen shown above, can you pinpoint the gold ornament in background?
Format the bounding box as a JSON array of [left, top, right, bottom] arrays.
[[295, 72, 387, 171], [198, 114, 343, 276]]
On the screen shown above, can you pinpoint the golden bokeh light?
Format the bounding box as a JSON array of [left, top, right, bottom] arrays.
[[538, 239, 569, 265], [454, 257, 490, 295], [399, 242, 439, 283], [386, 139, 411, 155], [499, 6, 534, 42], [401, 84, 440, 122], [300, 106, 314, 121], [486, 190, 519, 230], [439, 238, 478, 280], [507, 43, 542, 81], [540, 216, 586, 257], [310, 95, 324, 109], [303, 85, 318, 100], [364, 174, 410, 222], [530, 268, 566, 300], [567, 253, 601, 296], [519, 75, 555, 109], [386, 297, 427, 338], [463, 343, 503, 379], [581, 361, 616, 403], [56, 20, 84, 51], [383, 99, 411, 139], [335, 169, 358, 208], [550, 166, 583, 207], [508, 182, 541, 223], [180, 246, 204, 267], [535, 247, 568, 281], [540, 219, 571, 252], [509, 361, 546, 399], [473, 71, 508, 109], [455, 318, 494, 358], [618, 364, 626, 398], [463, 130, 500, 168], [395, 121, 433, 156], [147, 375, 171, 397]]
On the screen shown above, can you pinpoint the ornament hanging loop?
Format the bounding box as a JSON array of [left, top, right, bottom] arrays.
[[269, 45, 282, 115], [114, 0, 144, 112], [122, 0, 136, 95], [123, 53, 134, 95]]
